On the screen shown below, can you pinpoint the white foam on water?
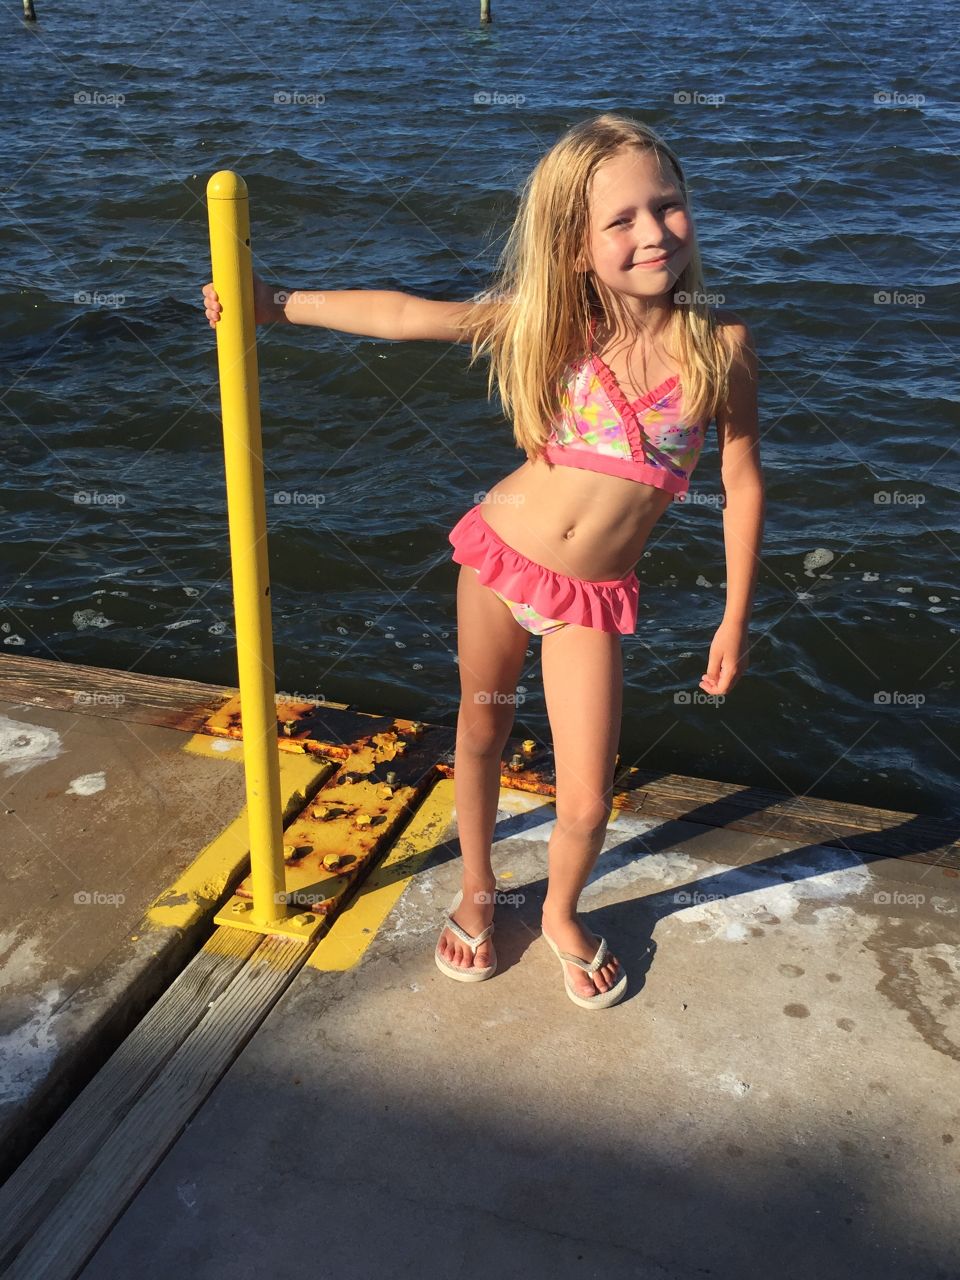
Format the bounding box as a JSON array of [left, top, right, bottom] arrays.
[[72, 609, 113, 630]]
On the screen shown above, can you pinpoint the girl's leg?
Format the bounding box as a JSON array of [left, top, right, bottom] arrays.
[[438, 565, 530, 972], [540, 624, 625, 999]]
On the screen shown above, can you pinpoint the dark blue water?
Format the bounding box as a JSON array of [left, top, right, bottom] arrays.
[[3, 2, 958, 817]]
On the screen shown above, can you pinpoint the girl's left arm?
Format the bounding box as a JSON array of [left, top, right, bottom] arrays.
[[699, 313, 765, 698]]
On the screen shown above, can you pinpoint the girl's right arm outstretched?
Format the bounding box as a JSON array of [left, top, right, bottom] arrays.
[[201, 273, 484, 344]]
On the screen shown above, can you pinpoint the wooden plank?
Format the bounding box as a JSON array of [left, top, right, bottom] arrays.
[[610, 771, 960, 871], [0, 928, 261, 1270], [3, 931, 312, 1280], [0, 653, 237, 732], [0, 654, 406, 745]]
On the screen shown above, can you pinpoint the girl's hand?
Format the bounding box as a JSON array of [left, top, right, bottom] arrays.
[[201, 281, 222, 327], [201, 272, 280, 327], [699, 618, 751, 697]]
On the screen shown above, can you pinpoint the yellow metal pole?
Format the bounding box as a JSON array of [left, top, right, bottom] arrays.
[[206, 170, 287, 929]]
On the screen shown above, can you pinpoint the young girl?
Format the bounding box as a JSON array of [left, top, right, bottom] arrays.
[[202, 112, 764, 1012]]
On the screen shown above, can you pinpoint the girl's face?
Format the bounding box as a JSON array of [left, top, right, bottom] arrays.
[[582, 145, 694, 304]]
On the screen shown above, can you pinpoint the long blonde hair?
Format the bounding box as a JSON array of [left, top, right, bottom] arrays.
[[453, 112, 735, 460]]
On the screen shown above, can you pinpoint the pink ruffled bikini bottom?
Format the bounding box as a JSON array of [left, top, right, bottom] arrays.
[[448, 503, 639, 636]]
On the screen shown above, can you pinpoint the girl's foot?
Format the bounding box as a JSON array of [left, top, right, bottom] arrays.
[[540, 906, 623, 1000], [437, 876, 497, 972]]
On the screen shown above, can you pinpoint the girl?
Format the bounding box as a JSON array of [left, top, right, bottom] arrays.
[[202, 112, 764, 1012]]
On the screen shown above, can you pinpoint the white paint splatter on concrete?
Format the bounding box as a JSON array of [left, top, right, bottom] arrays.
[[0, 713, 63, 778], [672, 852, 873, 943], [0, 930, 63, 1105], [176, 1181, 199, 1215], [583, 841, 702, 899], [716, 1072, 752, 1097], [211, 739, 237, 752], [66, 771, 106, 796]]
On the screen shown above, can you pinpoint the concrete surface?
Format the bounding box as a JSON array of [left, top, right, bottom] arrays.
[[0, 697, 320, 1177], [76, 787, 960, 1280]]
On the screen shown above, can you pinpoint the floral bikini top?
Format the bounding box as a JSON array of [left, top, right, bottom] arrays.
[[542, 318, 709, 499]]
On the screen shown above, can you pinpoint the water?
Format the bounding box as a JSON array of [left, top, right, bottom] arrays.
[[3, 1, 958, 818]]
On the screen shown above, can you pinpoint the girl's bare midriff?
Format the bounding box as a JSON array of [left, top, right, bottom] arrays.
[[478, 456, 674, 582]]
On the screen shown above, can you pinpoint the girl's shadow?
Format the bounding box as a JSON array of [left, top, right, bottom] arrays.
[[445, 797, 959, 1005]]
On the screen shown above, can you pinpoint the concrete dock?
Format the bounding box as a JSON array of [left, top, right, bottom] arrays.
[[0, 653, 957, 1279]]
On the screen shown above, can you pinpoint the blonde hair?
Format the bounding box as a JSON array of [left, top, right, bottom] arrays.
[[454, 112, 735, 460]]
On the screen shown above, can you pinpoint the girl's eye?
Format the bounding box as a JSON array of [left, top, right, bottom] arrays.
[[611, 204, 680, 227]]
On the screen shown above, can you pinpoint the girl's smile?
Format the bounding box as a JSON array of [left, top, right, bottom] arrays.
[[630, 248, 677, 268]]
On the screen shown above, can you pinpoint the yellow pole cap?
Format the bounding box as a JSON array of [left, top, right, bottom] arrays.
[[206, 170, 248, 201]]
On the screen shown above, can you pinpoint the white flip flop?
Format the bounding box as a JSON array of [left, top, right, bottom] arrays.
[[435, 888, 497, 982], [542, 926, 627, 1009]]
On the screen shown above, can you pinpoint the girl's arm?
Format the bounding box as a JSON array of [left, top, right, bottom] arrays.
[[698, 312, 764, 697], [202, 274, 485, 344], [279, 288, 483, 343], [714, 313, 764, 627]]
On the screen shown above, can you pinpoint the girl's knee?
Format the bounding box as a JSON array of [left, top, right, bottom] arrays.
[[554, 795, 613, 839], [456, 701, 515, 758]]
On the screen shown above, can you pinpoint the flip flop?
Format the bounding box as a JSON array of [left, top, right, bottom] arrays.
[[434, 888, 497, 982], [542, 926, 627, 1009]]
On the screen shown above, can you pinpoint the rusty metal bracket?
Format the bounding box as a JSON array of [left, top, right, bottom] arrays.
[[211, 702, 456, 936]]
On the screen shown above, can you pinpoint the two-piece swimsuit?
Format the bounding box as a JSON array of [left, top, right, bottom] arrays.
[[448, 319, 709, 636]]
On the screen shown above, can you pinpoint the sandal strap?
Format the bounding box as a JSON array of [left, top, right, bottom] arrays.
[[444, 912, 494, 951], [556, 935, 608, 973]]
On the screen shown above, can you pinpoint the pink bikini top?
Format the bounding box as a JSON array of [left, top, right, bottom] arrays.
[[543, 318, 709, 499]]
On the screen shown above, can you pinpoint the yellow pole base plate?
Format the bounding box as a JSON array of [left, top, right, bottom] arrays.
[[214, 894, 327, 942]]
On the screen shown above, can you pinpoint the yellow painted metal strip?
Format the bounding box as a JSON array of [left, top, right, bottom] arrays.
[[144, 734, 334, 933], [307, 777, 456, 970]]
